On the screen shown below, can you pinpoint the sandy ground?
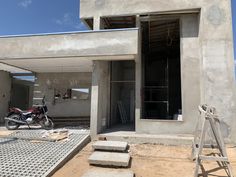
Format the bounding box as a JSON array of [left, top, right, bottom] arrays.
[[52, 142, 236, 177]]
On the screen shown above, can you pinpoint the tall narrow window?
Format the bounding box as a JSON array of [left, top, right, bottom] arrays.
[[141, 18, 182, 120]]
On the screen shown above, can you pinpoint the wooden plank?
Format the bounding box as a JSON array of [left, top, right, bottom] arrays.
[[199, 155, 228, 162]]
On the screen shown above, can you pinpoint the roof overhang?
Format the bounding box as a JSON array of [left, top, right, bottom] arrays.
[[0, 29, 138, 73]]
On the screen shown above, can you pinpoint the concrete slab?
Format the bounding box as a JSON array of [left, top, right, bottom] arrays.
[[99, 131, 194, 145], [93, 140, 128, 151], [88, 151, 130, 167], [82, 169, 134, 177]]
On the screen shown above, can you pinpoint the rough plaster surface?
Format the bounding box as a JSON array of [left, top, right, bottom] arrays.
[[0, 30, 138, 59]]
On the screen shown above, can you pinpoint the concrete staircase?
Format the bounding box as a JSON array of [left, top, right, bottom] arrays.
[[82, 140, 134, 177]]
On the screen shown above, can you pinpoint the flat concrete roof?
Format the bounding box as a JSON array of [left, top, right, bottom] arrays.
[[0, 29, 138, 73]]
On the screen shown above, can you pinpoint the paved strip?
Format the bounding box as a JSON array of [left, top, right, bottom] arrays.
[[0, 130, 90, 177]]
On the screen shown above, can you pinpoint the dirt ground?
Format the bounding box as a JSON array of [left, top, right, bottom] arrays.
[[52, 142, 236, 177]]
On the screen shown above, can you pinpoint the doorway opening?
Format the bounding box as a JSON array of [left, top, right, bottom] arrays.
[[10, 75, 34, 110], [110, 61, 135, 131], [141, 17, 182, 120]]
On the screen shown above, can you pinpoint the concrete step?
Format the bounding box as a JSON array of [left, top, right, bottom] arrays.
[[99, 132, 194, 145], [82, 169, 134, 177], [88, 151, 130, 167], [92, 140, 128, 151]]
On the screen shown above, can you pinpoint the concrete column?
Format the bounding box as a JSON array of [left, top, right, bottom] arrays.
[[90, 61, 110, 138], [93, 16, 101, 30], [180, 14, 201, 130], [135, 15, 142, 130], [0, 71, 11, 123], [200, 2, 236, 143]]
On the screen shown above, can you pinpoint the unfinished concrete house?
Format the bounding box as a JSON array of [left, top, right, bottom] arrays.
[[0, 0, 236, 143]]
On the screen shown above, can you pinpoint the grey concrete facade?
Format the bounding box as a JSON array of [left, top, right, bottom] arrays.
[[0, 71, 11, 123], [0, 0, 235, 144], [81, 0, 236, 143]]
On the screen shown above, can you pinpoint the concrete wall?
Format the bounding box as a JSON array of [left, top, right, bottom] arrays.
[[0, 71, 11, 123], [33, 72, 92, 117]]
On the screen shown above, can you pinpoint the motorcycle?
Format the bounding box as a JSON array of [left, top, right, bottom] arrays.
[[4, 96, 54, 130]]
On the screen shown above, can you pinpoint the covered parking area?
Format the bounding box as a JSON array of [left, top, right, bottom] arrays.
[[0, 29, 138, 129]]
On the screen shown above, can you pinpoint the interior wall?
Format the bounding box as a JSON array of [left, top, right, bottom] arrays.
[[0, 71, 11, 123], [33, 72, 92, 117]]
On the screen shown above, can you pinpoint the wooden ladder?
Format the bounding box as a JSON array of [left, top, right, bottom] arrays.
[[192, 104, 234, 177]]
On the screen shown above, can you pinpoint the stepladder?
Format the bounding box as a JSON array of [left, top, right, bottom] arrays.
[[192, 104, 234, 177]]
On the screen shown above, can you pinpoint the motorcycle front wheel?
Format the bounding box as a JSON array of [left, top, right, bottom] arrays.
[[40, 117, 54, 130], [5, 114, 20, 130]]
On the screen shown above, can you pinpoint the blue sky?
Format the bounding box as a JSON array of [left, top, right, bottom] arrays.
[[0, 0, 87, 35], [0, 0, 236, 72]]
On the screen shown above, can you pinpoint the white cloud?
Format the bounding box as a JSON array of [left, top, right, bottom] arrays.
[[18, 0, 32, 8], [55, 13, 73, 26], [55, 13, 86, 30]]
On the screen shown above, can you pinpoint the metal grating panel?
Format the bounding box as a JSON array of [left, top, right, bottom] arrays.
[[0, 130, 90, 177]]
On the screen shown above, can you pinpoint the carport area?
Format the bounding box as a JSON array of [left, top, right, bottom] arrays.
[[0, 29, 138, 176]]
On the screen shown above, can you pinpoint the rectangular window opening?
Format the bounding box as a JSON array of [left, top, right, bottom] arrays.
[[141, 17, 182, 120]]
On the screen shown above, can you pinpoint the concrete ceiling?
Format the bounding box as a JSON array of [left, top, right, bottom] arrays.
[[0, 57, 92, 73], [0, 62, 30, 73], [0, 55, 135, 73]]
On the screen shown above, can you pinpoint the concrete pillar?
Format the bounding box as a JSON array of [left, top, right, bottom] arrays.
[[135, 15, 142, 131], [90, 61, 110, 138], [200, 2, 236, 143], [93, 16, 101, 30], [0, 71, 11, 123], [180, 14, 201, 130]]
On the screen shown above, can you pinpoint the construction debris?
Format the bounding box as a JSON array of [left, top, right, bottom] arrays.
[[41, 129, 72, 142]]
